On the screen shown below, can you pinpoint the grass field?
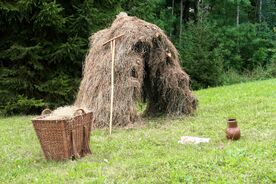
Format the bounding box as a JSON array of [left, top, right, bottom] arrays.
[[0, 79, 275, 183]]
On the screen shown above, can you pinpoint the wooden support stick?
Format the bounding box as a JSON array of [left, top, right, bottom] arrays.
[[109, 39, 116, 135], [103, 34, 124, 46], [105, 34, 124, 135]]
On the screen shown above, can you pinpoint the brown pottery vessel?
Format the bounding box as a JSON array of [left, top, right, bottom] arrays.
[[226, 118, 240, 140]]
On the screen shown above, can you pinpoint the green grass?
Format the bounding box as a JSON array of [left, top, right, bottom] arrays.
[[0, 79, 276, 183]]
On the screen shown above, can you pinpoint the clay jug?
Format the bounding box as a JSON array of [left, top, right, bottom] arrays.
[[226, 118, 240, 140]]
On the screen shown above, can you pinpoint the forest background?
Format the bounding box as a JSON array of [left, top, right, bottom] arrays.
[[0, 0, 275, 114]]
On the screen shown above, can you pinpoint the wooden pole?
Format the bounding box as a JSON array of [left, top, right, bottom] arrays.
[[109, 40, 116, 135], [103, 34, 124, 46], [103, 34, 124, 135]]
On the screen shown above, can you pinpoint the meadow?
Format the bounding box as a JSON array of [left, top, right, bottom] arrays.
[[0, 79, 275, 183]]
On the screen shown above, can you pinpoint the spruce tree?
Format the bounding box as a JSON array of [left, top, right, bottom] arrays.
[[0, 0, 120, 114]]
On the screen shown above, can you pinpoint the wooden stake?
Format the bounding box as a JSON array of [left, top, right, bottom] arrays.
[[103, 34, 124, 135], [103, 34, 124, 46], [109, 39, 116, 135]]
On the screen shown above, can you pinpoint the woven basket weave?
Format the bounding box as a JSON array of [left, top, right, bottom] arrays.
[[32, 109, 93, 161]]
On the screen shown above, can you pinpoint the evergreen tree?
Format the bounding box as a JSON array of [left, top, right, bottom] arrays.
[[0, 0, 121, 114], [180, 21, 223, 89]]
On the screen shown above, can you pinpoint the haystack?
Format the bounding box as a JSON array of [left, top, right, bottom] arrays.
[[75, 12, 197, 128]]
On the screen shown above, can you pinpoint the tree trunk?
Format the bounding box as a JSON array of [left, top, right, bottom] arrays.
[[194, 0, 199, 22], [183, 0, 190, 22], [236, 0, 240, 54], [179, 0, 183, 45], [170, 0, 175, 37], [259, 0, 262, 23], [236, 0, 240, 27]]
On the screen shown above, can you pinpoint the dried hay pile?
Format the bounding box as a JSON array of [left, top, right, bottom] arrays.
[[75, 12, 197, 128]]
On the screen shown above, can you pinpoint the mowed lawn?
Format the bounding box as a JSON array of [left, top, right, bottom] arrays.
[[0, 79, 275, 183]]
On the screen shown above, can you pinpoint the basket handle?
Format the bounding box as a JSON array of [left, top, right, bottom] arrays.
[[74, 108, 85, 116], [41, 108, 52, 116]]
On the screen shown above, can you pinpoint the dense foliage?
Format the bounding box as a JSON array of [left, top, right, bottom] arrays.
[[0, 0, 120, 114], [0, 0, 275, 115], [180, 21, 223, 89]]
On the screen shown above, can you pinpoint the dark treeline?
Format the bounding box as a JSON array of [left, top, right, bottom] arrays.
[[0, 0, 275, 114]]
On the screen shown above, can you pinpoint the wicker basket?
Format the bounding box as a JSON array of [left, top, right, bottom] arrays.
[[32, 108, 93, 161]]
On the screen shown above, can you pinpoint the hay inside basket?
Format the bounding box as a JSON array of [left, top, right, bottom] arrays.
[[42, 106, 91, 120]]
